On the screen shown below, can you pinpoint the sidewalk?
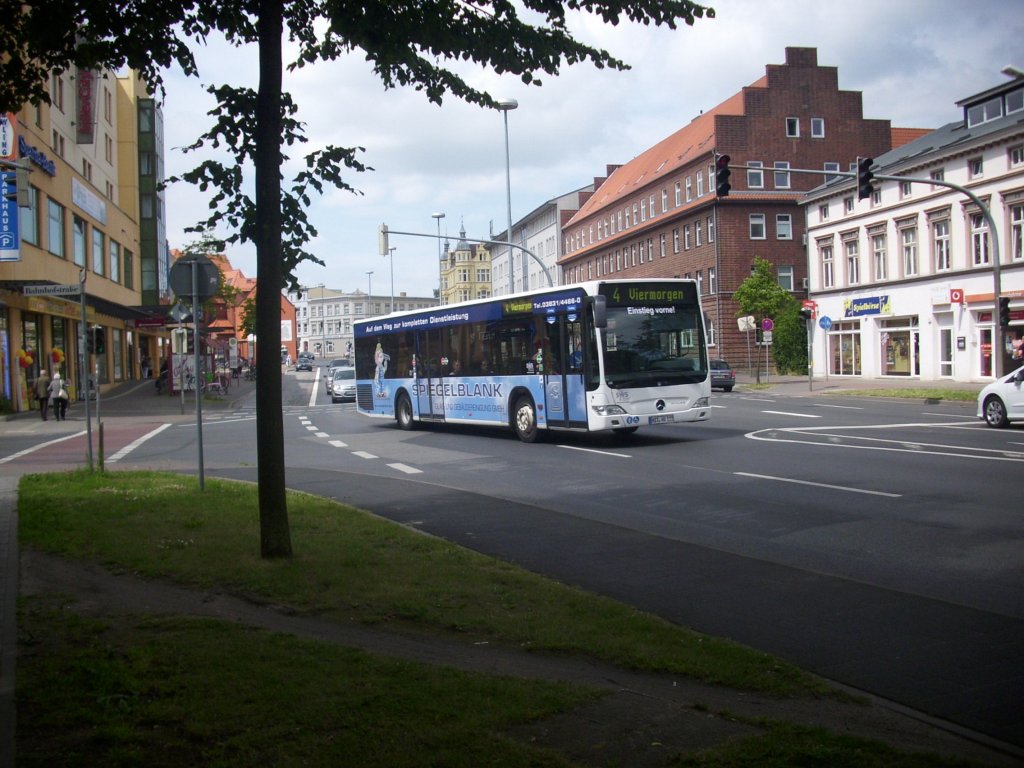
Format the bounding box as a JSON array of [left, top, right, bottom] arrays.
[[729, 371, 985, 398]]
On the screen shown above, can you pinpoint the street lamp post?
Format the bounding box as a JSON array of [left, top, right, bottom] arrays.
[[431, 212, 445, 303], [498, 98, 518, 294], [387, 246, 396, 314], [366, 271, 374, 315]]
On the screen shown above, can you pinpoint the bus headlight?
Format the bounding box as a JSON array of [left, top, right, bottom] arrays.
[[592, 403, 628, 416], [694, 397, 710, 408]]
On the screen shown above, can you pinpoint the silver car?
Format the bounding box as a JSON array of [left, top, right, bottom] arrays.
[[330, 366, 357, 402]]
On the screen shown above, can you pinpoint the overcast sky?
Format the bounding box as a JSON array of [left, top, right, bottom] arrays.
[[161, 0, 1023, 299]]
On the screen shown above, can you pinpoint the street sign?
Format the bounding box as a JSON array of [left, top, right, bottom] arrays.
[[761, 317, 774, 332], [819, 315, 833, 331], [23, 284, 80, 297], [737, 315, 756, 332], [169, 254, 220, 302]]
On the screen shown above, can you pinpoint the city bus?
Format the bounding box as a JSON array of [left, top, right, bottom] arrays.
[[353, 279, 711, 442]]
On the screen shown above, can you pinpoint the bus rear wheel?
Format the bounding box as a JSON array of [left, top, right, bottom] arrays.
[[396, 392, 415, 430], [512, 395, 539, 443]]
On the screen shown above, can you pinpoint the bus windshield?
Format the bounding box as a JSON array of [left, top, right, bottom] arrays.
[[600, 290, 707, 389]]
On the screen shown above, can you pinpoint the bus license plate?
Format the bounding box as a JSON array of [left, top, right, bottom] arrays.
[[649, 414, 674, 424]]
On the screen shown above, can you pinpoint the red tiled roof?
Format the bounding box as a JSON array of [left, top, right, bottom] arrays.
[[569, 76, 766, 225], [890, 127, 931, 149]]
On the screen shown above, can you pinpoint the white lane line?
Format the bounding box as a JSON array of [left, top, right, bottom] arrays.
[[389, 463, 423, 474], [0, 430, 87, 464], [314, 431, 330, 438], [305, 425, 318, 432], [308, 369, 319, 408], [352, 451, 378, 459], [558, 444, 632, 458], [107, 423, 172, 464], [328, 439, 348, 448], [734, 471, 901, 498], [813, 403, 864, 410], [762, 410, 822, 419]]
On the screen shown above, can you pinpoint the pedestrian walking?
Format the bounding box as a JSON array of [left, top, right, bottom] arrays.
[[49, 372, 69, 421], [34, 369, 51, 420]]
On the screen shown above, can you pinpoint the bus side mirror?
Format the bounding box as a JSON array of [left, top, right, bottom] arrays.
[[591, 295, 607, 329]]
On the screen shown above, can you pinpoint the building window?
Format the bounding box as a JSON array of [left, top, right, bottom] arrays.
[[708, 267, 717, 294], [899, 181, 913, 199], [124, 249, 134, 289], [872, 233, 888, 281], [674, 181, 681, 207], [820, 244, 834, 289], [1008, 87, 1024, 115], [47, 199, 65, 257], [811, 117, 825, 138], [696, 171, 704, 197], [774, 161, 790, 189], [930, 169, 945, 188], [749, 214, 766, 240], [966, 96, 1002, 127], [901, 227, 918, 276], [92, 229, 104, 275], [685, 177, 692, 202], [1011, 204, 1024, 262], [649, 193, 655, 217], [968, 157, 984, 179], [824, 162, 840, 183], [659, 234, 666, 258], [844, 238, 860, 285], [19, 186, 39, 245], [819, 203, 830, 221], [640, 199, 647, 222], [707, 215, 714, 243], [661, 189, 668, 212], [786, 117, 799, 137], [696, 270, 703, 295], [1009, 144, 1023, 168], [970, 212, 990, 265], [932, 218, 950, 271], [776, 214, 792, 240], [844, 197, 854, 214], [72, 216, 87, 267], [684, 225, 691, 249], [777, 265, 794, 291], [747, 160, 763, 189], [672, 228, 679, 253], [104, 134, 113, 164]]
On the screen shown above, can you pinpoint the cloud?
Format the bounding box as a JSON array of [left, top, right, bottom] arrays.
[[160, 0, 1023, 296]]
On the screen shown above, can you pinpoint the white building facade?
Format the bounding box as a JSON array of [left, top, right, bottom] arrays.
[[492, 184, 595, 296], [803, 75, 1024, 383], [288, 286, 436, 360]]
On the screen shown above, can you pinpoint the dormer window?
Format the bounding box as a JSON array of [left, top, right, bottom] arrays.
[[966, 96, 1002, 127]]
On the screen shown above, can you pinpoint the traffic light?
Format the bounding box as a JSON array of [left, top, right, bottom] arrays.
[[998, 296, 1011, 329], [799, 306, 814, 325], [857, 156, 875, 200], [92, 328, 106, 355], [715, 154, 731, 197]]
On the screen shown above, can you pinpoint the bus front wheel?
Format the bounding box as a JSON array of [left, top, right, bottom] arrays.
[[396, 393, 415, 431], [512, 395, 539, 443]]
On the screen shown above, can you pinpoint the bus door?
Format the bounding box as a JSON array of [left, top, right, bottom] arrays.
[[542, 313, 588, 428], [415, 328, 445, 421]]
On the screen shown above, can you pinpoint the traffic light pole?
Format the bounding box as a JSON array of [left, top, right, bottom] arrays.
[[720, 161, 1007, 378]]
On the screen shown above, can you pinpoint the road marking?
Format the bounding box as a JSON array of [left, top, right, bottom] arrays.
[[305, 425, 318, 432], [107, 423, 172, 464], [352, 450, 378, 459], [328, 439, 348, 448], [813, 403, 864, 410], [747, 422, 1024, 462], [762, 410, 822, 419], [314, 431, 329, 438], [558, 445, 632, 458], [389, 463, 423, 474], [734, 471, 901, 498], [308, 369, 320, 408], [0, 430, 86, 464]]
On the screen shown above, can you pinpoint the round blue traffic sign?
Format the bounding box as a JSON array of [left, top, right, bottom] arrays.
[[819, 315, 833, 330]]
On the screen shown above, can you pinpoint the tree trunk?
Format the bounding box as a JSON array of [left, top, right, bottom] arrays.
[[254, 0, 292, 558]]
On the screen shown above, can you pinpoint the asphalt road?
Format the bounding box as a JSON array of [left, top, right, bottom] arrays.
[[4, 368, 1022, 751]]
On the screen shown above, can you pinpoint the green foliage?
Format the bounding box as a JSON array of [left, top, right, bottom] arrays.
[[769, 297, 807, 375]]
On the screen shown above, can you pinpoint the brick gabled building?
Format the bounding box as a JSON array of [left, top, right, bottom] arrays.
[[558, 47, 899, 367]]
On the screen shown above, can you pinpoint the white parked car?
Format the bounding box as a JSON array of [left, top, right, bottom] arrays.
[[330, 366, 357, 402], [977, 364, 1024, 428]]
